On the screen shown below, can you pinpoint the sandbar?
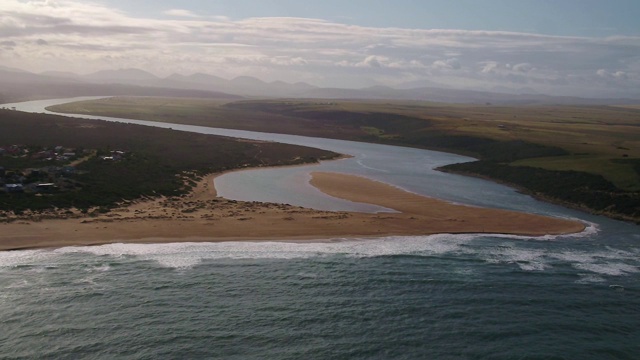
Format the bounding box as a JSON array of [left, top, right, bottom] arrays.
[[0, 171, 585, 251]]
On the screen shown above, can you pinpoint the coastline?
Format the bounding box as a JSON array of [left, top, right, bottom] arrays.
[[0, 166, 586, 251]]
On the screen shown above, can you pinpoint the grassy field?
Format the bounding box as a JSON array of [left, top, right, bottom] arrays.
[[48, 97, 355, 138]]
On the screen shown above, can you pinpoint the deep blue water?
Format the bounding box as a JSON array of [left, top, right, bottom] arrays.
[[1, 98, 638, 359]]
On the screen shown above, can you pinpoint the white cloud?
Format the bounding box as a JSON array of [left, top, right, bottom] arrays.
[[613, 71, 628, 79], [164, 9, 201, 18], [357, 55, 386, 68], [0, 0, 638, 96], [210, 15, 230, 22], [433, 58, 461, 70], [481, 61, 499, 73], [597, 69, 630, 79], [513, 63, 534, 73]]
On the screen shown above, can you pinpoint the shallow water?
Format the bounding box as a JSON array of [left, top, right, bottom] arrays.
[[1, 97, 638, 359]]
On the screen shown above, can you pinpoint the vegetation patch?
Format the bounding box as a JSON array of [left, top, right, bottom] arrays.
[[513, 155, 640, 191], [440, 161, 639, 223], [0, 109, 339, 214]]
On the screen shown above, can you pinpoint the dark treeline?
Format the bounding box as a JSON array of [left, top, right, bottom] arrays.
[[441, 161, 639, 223]]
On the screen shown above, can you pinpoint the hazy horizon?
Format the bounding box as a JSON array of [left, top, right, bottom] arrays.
[[1, 0, 639, 98]]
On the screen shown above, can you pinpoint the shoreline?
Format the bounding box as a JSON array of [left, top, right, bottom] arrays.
[[0, 166, 586, 251]]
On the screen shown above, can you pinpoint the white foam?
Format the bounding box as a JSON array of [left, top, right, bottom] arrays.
[[488, 219, 599, 242], [478, 244, 549, 271], [85, 264, 111, 273], [517, 245, 639, 276], [5, 279, 32, 289], [572, 262, 639, 276], [463, 230, 639, 277], [603, 246, 639, 258], [554, 246, 640, 266], [41, 234, 478, 268], [575, 274, 606, 284], [0, 230, 637, 279], [0, 249, 58, 269], [517, 262, 547, 271]]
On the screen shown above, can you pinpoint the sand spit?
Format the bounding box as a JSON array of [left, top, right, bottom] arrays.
[[0, 171, 585, 251]]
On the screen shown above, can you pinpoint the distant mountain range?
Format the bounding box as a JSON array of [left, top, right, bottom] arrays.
[[1, 67, 638, 105]]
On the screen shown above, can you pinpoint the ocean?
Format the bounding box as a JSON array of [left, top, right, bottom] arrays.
[[1, 98, 638, 359]]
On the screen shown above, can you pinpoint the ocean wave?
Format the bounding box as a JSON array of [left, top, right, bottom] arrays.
[[481, 245, 550, 271], [488, 219, 600, 241], [0, 231, 637, 280], [474, 239, 639, 277], [572, 262, 639, 276], [0, 249, 60, 269], [48, 235, 475, 268], [575, 273, 606, 284]]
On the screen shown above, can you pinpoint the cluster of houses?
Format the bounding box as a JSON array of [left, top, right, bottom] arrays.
[[0, 145, 81, 162], [0, 144, 85, 194], [1, 145, 130, 195], [100, 150, 126, 161], [1, 165, 80, 193]]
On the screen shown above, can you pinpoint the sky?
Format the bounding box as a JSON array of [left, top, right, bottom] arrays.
[[1, 0, 640, 97]]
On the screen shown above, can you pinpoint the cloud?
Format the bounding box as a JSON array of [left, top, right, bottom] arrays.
[[1, 40, 16, 48], [597, 69, 631, 80], [357, 55, 385, 68], [481, 62, 499, 73], [513, 63, 534, 73], [0, 0, 638, 96], [164, 9, 200, 18], [210, 15, 230, 22], [433, 58, 461, 70], [613, 71, 628, 79]]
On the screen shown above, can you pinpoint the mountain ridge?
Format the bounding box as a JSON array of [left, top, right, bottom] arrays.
[[1, 67, 638, 105]]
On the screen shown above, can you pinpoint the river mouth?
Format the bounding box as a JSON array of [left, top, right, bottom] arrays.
[[3, 96, 622, 229]]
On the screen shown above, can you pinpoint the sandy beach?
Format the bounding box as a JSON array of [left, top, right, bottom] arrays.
[[0, 171, 585, 251]]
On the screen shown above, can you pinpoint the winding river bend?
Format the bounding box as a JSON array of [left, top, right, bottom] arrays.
[[1, 97, 639, 359]]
